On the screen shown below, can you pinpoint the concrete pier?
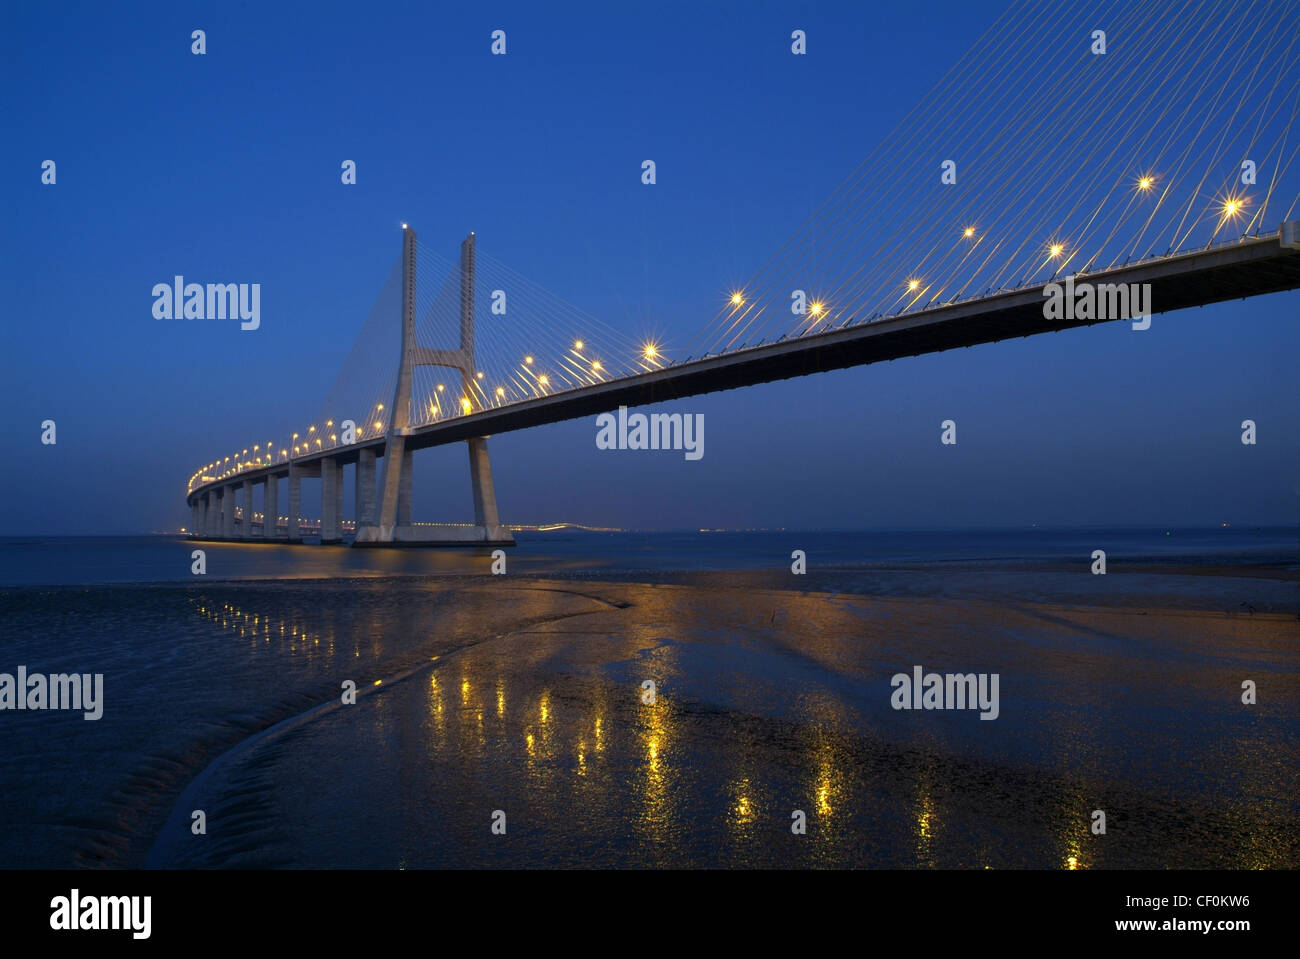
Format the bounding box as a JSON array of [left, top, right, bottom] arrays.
[[288, 465, 302, 543], [396, 447, 413, 532], [468, 436, 508, 539], [356, 448, 376, 531], [264, 475, 278, 540], [242, 478, 255, 539], [321, 457, 342, 544], [222, 486, 237, 538]]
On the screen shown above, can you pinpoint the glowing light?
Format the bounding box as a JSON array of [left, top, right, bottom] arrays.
[[908, 279, 920, 291], [538, 374, 549, 386], [809, 301, 824, 317], [963, 227, 975, 238], [308, 426, 315, 433], [461, 397, 472, 414], [437, 383, 445, 392], [401, 222, 408, 229], [373, 421, 382, 430], [730, 292, 744, 305], [643, 343, 659, 359], [496, 386, 505, 397], [591, 360, 602, 371], [574, 340, 584, 350], [524, 356, 533, 365], [377, 403, 383, 410], [1221, 197, 1246, 218], [476, 371, 484, 379], [1049, 243, 1064, 258], [1137, 176, 1153, 191]]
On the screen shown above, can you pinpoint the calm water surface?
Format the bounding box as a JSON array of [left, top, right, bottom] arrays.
[[1, 530, 1296, 868]]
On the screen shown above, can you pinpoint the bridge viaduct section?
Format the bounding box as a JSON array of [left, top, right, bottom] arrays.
[[187, 223, 1300, 546]]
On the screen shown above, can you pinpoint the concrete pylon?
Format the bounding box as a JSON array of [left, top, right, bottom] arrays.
[[222, 486, 238, 538], [242, 478, 255, 539], [354, 228, 513, 546], [263, 475, 278, 539], [321, 457, 342, 544], [355, 448, 376, 529], [287, 465, 303, 543]]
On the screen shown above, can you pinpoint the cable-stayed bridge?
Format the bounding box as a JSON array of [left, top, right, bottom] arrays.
[[184, 0, 1300, 545]]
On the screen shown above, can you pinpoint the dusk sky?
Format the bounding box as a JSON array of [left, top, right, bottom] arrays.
[[4, 0, 1297, 535]]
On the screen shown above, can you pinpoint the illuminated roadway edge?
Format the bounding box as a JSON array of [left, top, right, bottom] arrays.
[[188, 233, 1300, 506]]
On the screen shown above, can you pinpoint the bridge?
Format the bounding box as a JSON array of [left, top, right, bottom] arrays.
[[185, 0, 1300, 546]]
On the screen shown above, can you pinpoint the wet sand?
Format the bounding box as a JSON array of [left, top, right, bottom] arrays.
[[130, 572, 1299, 869]]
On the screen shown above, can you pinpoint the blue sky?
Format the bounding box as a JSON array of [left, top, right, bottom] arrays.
[[3, 0, 1297, 533]]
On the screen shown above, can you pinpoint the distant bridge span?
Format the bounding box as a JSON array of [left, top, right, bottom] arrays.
[[187, 226, 1300, 545]]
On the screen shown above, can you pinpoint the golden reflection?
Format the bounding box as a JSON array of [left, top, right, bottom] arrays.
[[807, 726, 844, 829], [730, 778, 757, 827], [461, 679, 470, 705], [1062, 833, 1087, 870], [426, 671, 445, 744], [539, 690, 549, 725], [637, 698, 672, 841], [193, 599, 338, 667], [496, 681, 505, 718], [914, 781, 936, 867], [1055, 778, 1092, 870]]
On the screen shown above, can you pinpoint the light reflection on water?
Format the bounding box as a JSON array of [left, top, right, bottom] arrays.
[[4, 569, 1297, 869], [177, 581, 1300, 869]]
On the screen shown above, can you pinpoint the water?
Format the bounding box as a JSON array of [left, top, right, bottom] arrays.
[[1, 526, 1295, 586], [1, 529, 1296, 869]]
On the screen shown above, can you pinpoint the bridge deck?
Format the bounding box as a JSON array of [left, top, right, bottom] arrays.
[[188, 233, 1300, 504]]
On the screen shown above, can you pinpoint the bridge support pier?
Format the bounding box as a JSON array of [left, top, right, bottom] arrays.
[[264, 475, 278, 540], [191, 500, 201, 537], [222, 486, 238, 539], [355, 448, 376, 532], [397, 448, 413, 532], [321, 457, 342, 544], [469, 437, 506, 538], [205, 491, 218, 537], [242, 478, 256, 539], [288, 466, 303, 543]]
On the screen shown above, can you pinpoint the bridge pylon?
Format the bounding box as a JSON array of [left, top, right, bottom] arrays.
[[353, 227, 514, 547]]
